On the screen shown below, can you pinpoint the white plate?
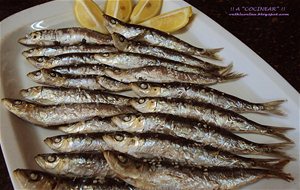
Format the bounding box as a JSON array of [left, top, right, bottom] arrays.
[[0, 0, 299, 189]]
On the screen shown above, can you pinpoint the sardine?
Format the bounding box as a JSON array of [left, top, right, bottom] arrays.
[[103, 14, 222, 60], [58, 117, 119, 134], [27, 69, 130, 92], [35, 153, 115, 178], [1, 98, 135, 126], [14, 169, 134, 190], [93, 52, 215, 76], [22, 44, 118, 57], [52, 65, 107, 75], [19, 27, 113, 46], [104, 151, 293, 190], [130, 82, 285, 115], [26, 54, 101, 69], [44, 133, 110, 153], [104, 66, 243, 85], [111, 32, 233, 75], [111, 113, 289, 156], [20, 86, 131, 106], [130, 98, 293, 142], [102, 132, 290, 169]]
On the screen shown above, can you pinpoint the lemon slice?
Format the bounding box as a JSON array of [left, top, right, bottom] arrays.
[[140, 6, 193, 33], [74, 0, 109, 34], [105, 0, 133, 22], [130, 0, 163, 24]]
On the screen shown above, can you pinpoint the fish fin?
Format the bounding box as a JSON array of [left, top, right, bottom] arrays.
[[254, 158, 291, 170], [219, 72, 247, 83], [197, 48, 224, 60], [266, 126, 294, 143], [261, 100, 286, 116], [268, 171, 294, 182], [218, 63, 233, 76]]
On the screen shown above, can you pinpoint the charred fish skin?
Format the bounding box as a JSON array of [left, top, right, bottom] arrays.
[[1, 98, 135, 126], [130, 82, 286, 115], [130, 98, 293, 142], [58, 117, 119, 134], [22, 44, 118, 57], [104, 66, 243, 85], [20, 86, 131, 106], [94, 52, 214, 76], [111, 113, 289, 156], [102, 132, 288, 169], [103, 14, 222, 60], [27, 69, 130, 92], [18, 27, 113, 46], [44, 133, 110, 153], [35, 153, 115, 178], [111, 32, 233, 75], [26, 54, 102, 69], [104, 151, 293, 190], [14, 169, 134, 190]]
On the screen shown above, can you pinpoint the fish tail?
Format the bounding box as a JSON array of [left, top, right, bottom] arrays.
[[197, 48, 224, 60], [218, 63, 233, 76], [254, 158, 290, 170], [266, 170, 294, 182], [265, 126, 294, 143], [261, 100, 286, 116], [218, 72, 246, 83]]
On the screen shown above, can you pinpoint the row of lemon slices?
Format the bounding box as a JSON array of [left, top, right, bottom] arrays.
[[74, 0, 193, 34]]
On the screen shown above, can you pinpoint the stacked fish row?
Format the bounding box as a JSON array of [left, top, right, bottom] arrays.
[[2, 15, 294, 189]]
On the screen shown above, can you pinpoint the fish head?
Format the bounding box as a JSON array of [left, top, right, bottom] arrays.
[[13, 169, 55, 189], [35, 154, 62, 171], [27, 69, 63, 84], [22, 48, 39, 57], [111, 33, 129, 51], [111, 114, 145, 132], [20, 86, 43, 100], [26, 56, 54, 69], [129, 98, 157, 113], [103, 66, 123, 79], [94, 52, 115, 62], [18, 31, 43, 45], [103, 151, 145, 179], [1, 99, 30, 117], [44, 135, 69, 152], [103, 14, 127, 35], [130, 82, 162, 97], [102, 132, 142, 153]]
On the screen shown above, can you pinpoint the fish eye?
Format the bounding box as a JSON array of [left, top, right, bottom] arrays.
[[37, 57, 44, 63], [47, 155, 56, 163], [114, 69, 121, 73], [14, 100, 22, 105], [103, 53, 109, 57], [54, 137, 61, 143], [119, 36, 125, 42], [114, 134, 124, 141], [139, 83, 148, 89], [111, 18, 116, 24], [29, 49, 34, 53], [117, 155, 127, 163], [50, 72, 57, 77], [138, 98, 145, 104], [29, 172, 39, 181], [34, 71, 41, 76], [122, 115, 131, 122]]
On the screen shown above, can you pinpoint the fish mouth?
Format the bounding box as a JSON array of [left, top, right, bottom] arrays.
[[13, 169, 28, 185], [18, 37, 28, 45], [34, 155, 48, 169], [1, 98, 13, 109], [22, 50, 31, 57]]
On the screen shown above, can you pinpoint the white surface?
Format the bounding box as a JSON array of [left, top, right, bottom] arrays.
[[0, 0, 299, 189]]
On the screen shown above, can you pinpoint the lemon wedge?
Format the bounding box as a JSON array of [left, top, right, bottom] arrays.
[[105, 0, 133, 22], [130, 0, 163, 24], [74, 0, 109, 34], [140, 6, 193, 33]]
